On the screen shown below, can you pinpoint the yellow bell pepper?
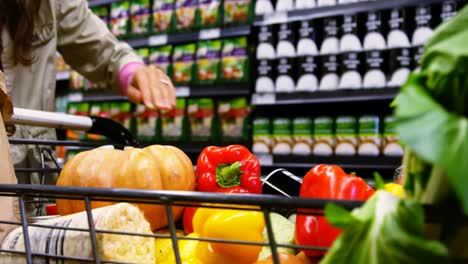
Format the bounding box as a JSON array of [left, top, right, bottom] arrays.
[[384, 183, 405, 198], [155, 232, 204, 264], [192, 206, 265, 263]]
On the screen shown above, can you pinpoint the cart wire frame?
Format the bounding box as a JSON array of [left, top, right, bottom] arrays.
[[2, 138, 467, 264]]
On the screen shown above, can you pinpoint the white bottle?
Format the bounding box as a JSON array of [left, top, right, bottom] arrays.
[[340, 14, 362, 52], [320, 17, 340, 54], [255, 0, 275, 15], [412, 5, 435, 46], [295, 0, 316, 9], [276, 0, 295, 12], [387, 8, 411, 48]]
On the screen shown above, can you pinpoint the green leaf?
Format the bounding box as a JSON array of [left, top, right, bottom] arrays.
[[373, 172, 386, 190], [320, 192, 450, 264], [394, 73, 468, 213], [324, 203, 358, 229]]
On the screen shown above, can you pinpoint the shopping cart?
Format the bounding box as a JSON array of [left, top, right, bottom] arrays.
[[0, 108, 466, 264]]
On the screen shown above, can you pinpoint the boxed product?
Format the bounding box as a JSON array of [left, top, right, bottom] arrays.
[[275, 22, 297, 93], [296, 19, 319, 56], [111, 1, 130, 38], [172, 43, 196, 85], [175, 0, 199, 31], [312, 116, 334, 156], [161, 98, 188, 141], [130, 0, 151, 36], [110, 102, 134, 135], [358, 115, 381, 156], [221, 37, 249, 82], [340, 13, 363, 52], [386, 7, 412, 48], [218, 97, 251, 142], [149, 45, 173, 77], [318, 54, 340, 91], [387, 47, 411, 87], [252, 117, 272, 154], [196, 40, 222, 84], [136, 104, 160, 142], [292, 117, 313, 156], [296, 55, 319, 92], [188, 98, 216, 141], [363, 49, 388, 89], [320, 17, 339, 54], [224, 0, 253, 26], [153, 0, 175, 33], [87, 102, 111, 141], [272, 118, 292, 155], [135, 48, 150, 65], [335, 116, 357, 156], [383, 116, 404, 156], [339, 51, 364, 90], [363, 11, 386, 50], [199, 0, 222, 28], [255, 24, 276, 93]]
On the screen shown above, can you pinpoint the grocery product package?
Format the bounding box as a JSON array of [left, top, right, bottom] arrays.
[[136, 47, 150, 65], [222, 37, 249, 82], [0, 203, 155, 263], [172, 43, 196, 85], [196, 40, 222, 84], [383, 116, 403, 156], [255, 24, 276, 93], [130, 0, 151, 36], [175, 0, 199, 31], [199, 0, 222, 28], [110, 102, 135, 135], [334, 116, 357, 156], [110, 1, 130, 38], [188, 98, 217, 141], [358, 115, 381, 156], [0, 70, 19, 244], [312, 116, 334, 156], [136, 104, 160, 142], [272, 118, 293, 155], [149, 45, 173, 77], [252, 117, 272, 154], [153, 0, 175, 33], [218, 97, 251, 142], [224, 0, 253, 26], [292, 117, 313, 155], [161, 98, 189, 141]]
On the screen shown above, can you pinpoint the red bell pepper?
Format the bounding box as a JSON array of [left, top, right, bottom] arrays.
[[196, 145, 262, 193], [295, 164, 375, 257]]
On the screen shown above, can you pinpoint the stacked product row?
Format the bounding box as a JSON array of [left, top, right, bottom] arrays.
[[255, 1, 462, 93], [91, 0, 253, 38], [252, 115, 403, 157], [66, 97, 251, 143], [255, 0, 375, 14], [58, 36, 250, 91]]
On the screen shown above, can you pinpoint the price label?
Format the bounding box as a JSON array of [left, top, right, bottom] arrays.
[[263, 12, 288, 25], [175, 86, 190, 97], [67, 93, 84, 102], [252, 93, 276, 105], [149, 34, 168, 46], [199, 28, 221, 40], [257, 154, 273, 166], [56, 71, 70, 81]]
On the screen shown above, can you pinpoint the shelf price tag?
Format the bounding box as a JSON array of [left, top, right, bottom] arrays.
[[175, 86, 190, 97], [199, 28, 221, 40], [252, 93, 276, 105], [67, 93, 84, 103], [263, 11, 288, 25], [149, 34, 168, 46], [257, 154, 273, 166]]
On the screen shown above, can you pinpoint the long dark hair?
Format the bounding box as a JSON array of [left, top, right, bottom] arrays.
[[0, 0, 41, 65]]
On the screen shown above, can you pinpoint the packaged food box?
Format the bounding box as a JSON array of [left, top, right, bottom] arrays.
[[172, 43, 196, 85], [175, 0, 199, 31], [110, 102, 135, 135], [136, 104, 160, 142], [335, 116, 357, 156], [383, 116, 404, 156], [292, 117, 313, 155], [111, 1, 130, 38], [272, 118, 292, 155], [135, 48, 150, 65], [188, 98, 216, 141], [161, 98, 189, 141], [358, 115, 381, 156], [221, 37, 249, 83], [224, 0, 253, 26], [196, 40, 222, 84], [130, 0, 151, 36], [252, 117, 272, 154], [199, 0, 222, 28], [313, 116, 334, 156], [153, 0, 175, 33], [218, 97, 251, 142], [149, 45, 173, 77]]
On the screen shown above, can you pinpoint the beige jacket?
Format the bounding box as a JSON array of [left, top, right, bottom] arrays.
[[1, 0, 142, 169]]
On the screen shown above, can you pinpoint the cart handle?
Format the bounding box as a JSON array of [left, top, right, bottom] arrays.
[[8, 108, 138, 146]]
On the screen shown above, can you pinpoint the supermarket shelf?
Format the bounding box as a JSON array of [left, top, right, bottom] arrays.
[[255, 0, 447, 26], [67, 84, 250, 103], [126, 25, 251, 48], [256, 154, 402, 170], [251, 87, 399, 106], [88, 0, 118, 8], [56, 71, 71, 81]]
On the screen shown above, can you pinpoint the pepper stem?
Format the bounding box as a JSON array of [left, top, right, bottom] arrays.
[[216, 162, 243, 188]]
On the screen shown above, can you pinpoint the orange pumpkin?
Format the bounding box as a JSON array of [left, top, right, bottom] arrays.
[[56, 145, 195, 230]]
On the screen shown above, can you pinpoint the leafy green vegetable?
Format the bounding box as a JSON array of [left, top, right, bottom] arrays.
[[393, 5, 468, 213], [320, 191, 449, 264]]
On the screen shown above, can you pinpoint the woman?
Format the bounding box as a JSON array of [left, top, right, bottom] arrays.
[[0, 0, 176, 183]]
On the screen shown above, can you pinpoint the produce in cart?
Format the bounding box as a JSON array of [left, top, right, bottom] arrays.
[[56, 145, 195, 230]]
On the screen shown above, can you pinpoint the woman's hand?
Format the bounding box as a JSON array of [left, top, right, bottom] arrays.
[[126, 65, 176, 110]]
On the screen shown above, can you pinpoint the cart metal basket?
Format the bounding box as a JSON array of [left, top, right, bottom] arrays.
[[0, 108, 466, 264]]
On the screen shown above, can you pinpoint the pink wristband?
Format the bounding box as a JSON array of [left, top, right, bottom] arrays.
[[118, 62, 145, 95]]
